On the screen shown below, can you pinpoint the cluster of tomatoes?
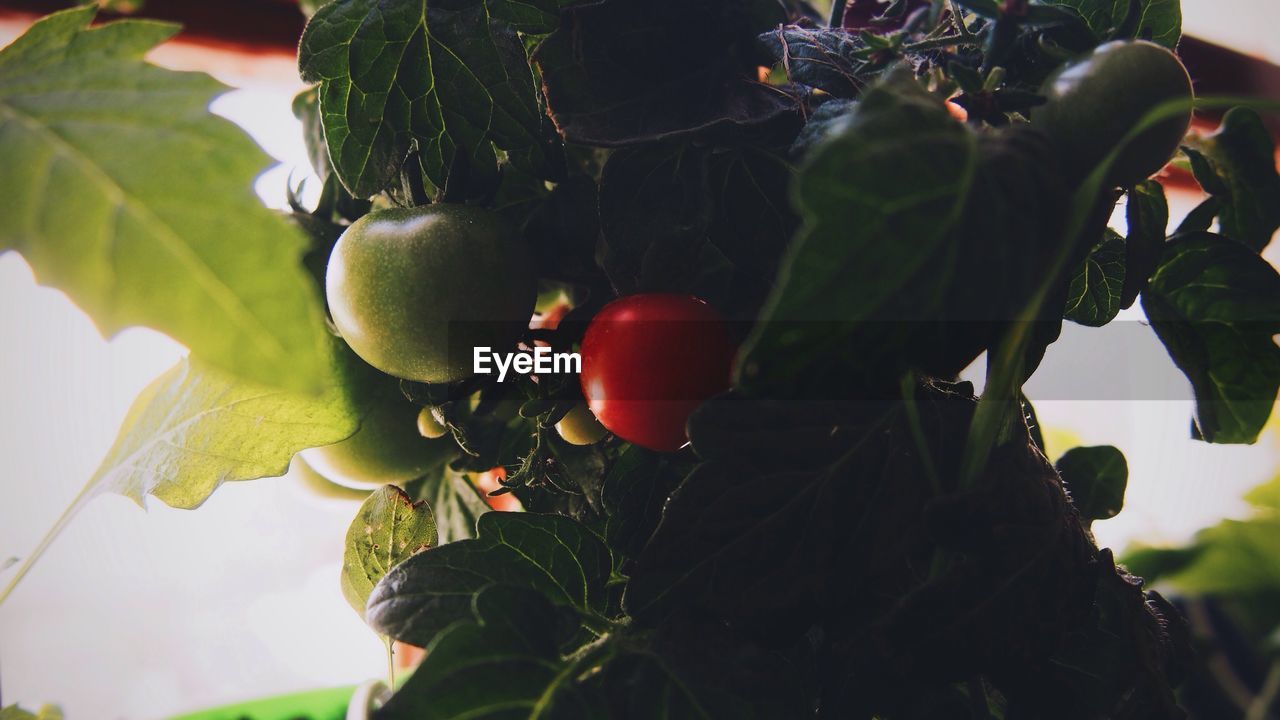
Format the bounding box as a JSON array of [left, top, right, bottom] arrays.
[[298, 35, 1193, 498], [299, 201, 738, 498]]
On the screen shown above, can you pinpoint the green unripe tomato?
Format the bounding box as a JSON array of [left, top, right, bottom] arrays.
[[326, 205, 537, 384], [416, 406, 449, 440], [555, 403, 609, 446], [302, 395, 451, 488], [291, 457, 373, 501], [1033, 40, 1193, 187]]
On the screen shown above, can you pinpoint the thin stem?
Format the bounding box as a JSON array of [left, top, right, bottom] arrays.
[[967, 677, 993, 719], [947, 0, 980, 40], [1247, 660, 1280, 720], [0, 479, 98, 605], [900, 373, 942, 496], [903, 34, 983, 52], [384, 635, 396, 689], [828, 0, 846, 27]]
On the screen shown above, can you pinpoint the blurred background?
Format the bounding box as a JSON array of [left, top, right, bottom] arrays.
[[1, 1, 1279, 718]]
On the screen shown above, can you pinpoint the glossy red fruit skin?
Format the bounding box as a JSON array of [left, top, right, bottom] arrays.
[[579, 294, 735, 452]]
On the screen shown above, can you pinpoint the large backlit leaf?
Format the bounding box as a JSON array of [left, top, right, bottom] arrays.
[[92, 355, 372, 509], [1, 351, 375, 604], [0, 7, 331, 393]]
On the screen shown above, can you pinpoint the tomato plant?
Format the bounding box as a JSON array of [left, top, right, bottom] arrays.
[[4, 0, 1280, 718], [579, 294, 735, 452]]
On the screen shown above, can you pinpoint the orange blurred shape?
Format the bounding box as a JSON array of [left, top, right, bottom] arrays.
[[530, 303, 569, 332], [474, 467, 522, 512], [392, 641, 425, 671]]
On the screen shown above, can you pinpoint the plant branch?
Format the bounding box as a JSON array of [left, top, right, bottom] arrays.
[[828, 0, 846, 27], [0, 479, 98, 606], [1247, 660, 1280, 720]]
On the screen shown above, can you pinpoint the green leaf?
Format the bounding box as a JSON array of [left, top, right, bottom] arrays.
[[291, 85, 330, 184], [1244, 473, 1280, 511], [298, 0, 556, 199], [1120, 179, 1168, 308], [1121, 478, 1280, 629], [1040, 0, 1181, 47], [1181, 108, 1280, 253], [1174, 196, 1221, 236], [1055, 445, 1128, 521], [788, 97, 856, 162], [168, 686, 355, 720], [412, 468, 491, 544], [374, 585, 602, 720], [597, 143, 716, 296], [377, 586, 775, 719], [341, 485, 438, 618], [738, 70, 980, 393], [0, 706, 62, 720], [600, 446, 681, 562], [0, 7, 332, 393], [0, 346, 372, 603], [1064, 230, 1126, 327], [758, 26, 868, 99], [596, 140, 795, 316], [1159, 517, 1280, 596], [366, 511, 611, 647], [1119, 543, 1202, 581], [532, 0, 795, 146], [92, 354, 373, 509], [297, 0, 333, 17], [1142, 232, 1280, 444]]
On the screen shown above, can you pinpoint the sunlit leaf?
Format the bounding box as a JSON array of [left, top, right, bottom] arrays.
[[341, 486, 438, 618], [0, 7, 332, 393]]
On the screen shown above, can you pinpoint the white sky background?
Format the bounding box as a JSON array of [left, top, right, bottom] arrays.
[[1, 2, 1279, 717]]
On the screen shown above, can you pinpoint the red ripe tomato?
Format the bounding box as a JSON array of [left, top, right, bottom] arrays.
[[579, 294, 735, 452]]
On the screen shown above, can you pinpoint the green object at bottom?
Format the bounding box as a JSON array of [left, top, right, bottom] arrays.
[[167, 686, 353, 720]]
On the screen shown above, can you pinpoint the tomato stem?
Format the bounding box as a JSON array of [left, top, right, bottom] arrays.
[[0, 477, 98, 606]]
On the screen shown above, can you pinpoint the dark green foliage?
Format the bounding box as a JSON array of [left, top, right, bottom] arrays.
[[1182, 108, 1280, 253], [1143, 232, 1280, 444], [14, 1, 1280, 716], [1056, 445, 1129, 522], [532, 0, 797, 147]]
